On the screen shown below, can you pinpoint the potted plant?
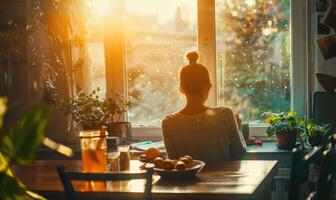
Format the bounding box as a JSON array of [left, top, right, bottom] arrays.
[[104, 93, 133, 141], [50, 87, 131, 138], [304, 119, 334, 146], [261, 111, 305, 149]]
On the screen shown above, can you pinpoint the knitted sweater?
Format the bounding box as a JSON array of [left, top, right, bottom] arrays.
[[161, 107, 247, 162]]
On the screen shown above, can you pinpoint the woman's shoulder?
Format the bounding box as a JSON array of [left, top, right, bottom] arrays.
[[217, 106, 234, 113], [162, 112, 180, 125], [162, 107, 234, 122], [209, 106, 234, 116]]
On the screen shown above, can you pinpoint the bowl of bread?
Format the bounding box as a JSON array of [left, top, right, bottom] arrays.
[[138, 148, 205, 179], [152, 155, 205, 179]]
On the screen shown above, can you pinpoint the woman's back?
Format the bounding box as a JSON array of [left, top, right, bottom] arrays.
[[162, 51, 246, 162], [162, 107, 246, 162]]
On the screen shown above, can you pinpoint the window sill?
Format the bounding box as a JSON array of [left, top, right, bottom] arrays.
[[131, 126, 162, 141], [131, 123, 272, 141]]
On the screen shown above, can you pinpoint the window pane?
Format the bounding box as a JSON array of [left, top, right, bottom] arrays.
[[124, 0, 198, 126], [216, 0, 291, 122], [83, 0, 108, 98]]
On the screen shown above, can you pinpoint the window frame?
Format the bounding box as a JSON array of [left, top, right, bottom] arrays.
[[104, 0, 308, 140]]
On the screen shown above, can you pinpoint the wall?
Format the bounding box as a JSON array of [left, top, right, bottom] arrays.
[[0, 0, 32, 121], [0, 0, 77, 144], [312, 1, 336, 91]]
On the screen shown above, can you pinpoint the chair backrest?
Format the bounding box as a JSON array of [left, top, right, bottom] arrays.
[[57, 165, 154, 200], [289, 147, 322, 200], [314, 148, 336, 200], [313, 92, 336, 125]]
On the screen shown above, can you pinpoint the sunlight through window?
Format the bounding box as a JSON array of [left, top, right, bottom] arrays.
[[123, 0, 198, 126]]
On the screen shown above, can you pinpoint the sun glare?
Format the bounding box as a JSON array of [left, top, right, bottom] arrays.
[[87, 0, 113, 16], [245, 0, 256, 7]]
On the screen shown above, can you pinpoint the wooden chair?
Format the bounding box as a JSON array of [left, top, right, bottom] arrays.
[[307, 148, 336, 200], [313, 91, 336, 125], [57, 165, 154, 200], [289, 146, 322, 200], [313, 91, 336, 147]]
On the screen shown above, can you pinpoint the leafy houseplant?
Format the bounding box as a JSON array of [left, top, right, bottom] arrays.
[[261, 111, 305, 149], [0, 97, 73, 199], [0, 98, 50, 200], [45, 86, 130, 130], [304, 119, 334, 146], [54, 88, 131, 131]]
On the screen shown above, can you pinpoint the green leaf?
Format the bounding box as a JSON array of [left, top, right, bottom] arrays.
[[0, 172, 45, 200], [0, 153, 13, 177], [1, 153, 45, 200], [26, 191, 46, 200], [0, 172, 26, 200], [0, 97, 7, 129], [266, 127, 274, 136], [0, 153, 6, 170], [0, 105, 50, 165]]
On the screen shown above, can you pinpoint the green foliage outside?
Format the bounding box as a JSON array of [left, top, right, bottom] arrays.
[[217, 0, 291, 122], [0, 98, 50, 200]]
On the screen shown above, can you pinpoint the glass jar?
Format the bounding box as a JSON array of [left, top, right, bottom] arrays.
[[118, 145, 130, 171], [107, 137, 120, 171], [79, 129, 107, 172]]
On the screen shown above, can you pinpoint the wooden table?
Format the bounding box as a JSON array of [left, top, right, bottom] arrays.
[[17, 160, 278, 200]]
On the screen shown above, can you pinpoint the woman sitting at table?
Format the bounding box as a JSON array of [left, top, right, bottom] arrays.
[[162, 52, 247, 162]]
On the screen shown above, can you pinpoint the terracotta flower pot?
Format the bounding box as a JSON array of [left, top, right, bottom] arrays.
[[276, 131, 297, 150]]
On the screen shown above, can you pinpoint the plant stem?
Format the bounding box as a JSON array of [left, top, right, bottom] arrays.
[[299, 135, 306, 152]]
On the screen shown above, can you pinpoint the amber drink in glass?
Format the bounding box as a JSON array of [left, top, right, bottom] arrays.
[[79, 130, 107, 172]]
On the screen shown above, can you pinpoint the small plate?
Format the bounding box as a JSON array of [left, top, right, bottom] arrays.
[[246, 136, 256, 146], [154, 160, 205, 179]]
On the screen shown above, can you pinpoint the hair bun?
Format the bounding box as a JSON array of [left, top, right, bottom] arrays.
[[186, 51, 198, 64]]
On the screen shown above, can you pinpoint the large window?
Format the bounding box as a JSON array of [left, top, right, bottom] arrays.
[[81, 0, 308, 136], [82, 0, 109, 98], [216, 0, 291, 122]]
